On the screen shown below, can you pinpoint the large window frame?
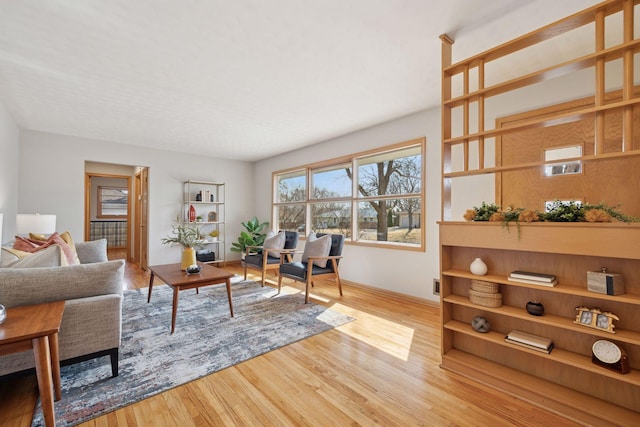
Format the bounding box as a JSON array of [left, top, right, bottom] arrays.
[[272, 137, 426, 251]]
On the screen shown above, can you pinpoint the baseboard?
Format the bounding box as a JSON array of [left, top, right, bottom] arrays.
[[231, 259, 436, 307], [342, 280, 437, 307]]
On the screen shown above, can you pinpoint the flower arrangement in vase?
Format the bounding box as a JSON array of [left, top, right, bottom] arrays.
[[161, 224, 205, 270]]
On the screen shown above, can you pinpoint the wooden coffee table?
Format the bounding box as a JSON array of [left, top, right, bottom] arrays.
[[147, 263, 235, 333], [0, 301, 65, 427]]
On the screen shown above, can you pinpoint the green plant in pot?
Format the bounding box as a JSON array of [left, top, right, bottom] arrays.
[[161, 224, 205, 270], [230, 216, 269, 258]]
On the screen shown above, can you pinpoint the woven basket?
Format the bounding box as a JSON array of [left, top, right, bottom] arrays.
[[469, 289, 503, 307], [471, 280, 499, 294]]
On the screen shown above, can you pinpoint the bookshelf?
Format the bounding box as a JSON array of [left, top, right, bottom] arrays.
[[439, 1, 640, 423]]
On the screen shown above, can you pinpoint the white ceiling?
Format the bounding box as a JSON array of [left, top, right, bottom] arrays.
[[0, 0, 602, 161]]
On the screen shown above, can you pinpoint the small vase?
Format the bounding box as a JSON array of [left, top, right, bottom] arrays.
[[189, 205, 196, 222], [181, 247, 197, 270], [470, 258, 488, 275]]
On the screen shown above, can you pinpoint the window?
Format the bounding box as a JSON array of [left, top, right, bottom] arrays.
[[98, 186, 128, 218], [273, 138, 425, 250], [544, 145, 582, 177], [275, 170, 307, 233]]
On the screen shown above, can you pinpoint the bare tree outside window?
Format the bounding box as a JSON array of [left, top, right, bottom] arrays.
[[272, 139, 424, 249]]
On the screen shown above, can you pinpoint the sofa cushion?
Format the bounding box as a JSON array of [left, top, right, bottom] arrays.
[[301, 232, 331, 268]]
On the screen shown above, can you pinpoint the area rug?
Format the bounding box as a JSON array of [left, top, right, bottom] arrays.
[[32, 279, 353, 426]]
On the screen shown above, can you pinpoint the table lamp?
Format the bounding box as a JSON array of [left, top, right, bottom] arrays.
[[16, 213, 57, 236]]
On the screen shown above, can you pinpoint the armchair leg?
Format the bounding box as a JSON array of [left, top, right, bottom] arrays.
[[261, 270, 265, 287], [305, 276, 312, 304], [243, 262, 247, 280], [277, 274, 283, 295]]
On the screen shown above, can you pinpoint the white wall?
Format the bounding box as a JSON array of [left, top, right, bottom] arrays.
[[0, 99, 19, 244], [18, 130, 254, 265], [254, 110, 442, 301]]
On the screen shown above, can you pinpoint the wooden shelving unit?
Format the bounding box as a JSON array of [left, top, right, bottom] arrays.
[[183, 180, 225, 265], [439, 1, 640, 423]]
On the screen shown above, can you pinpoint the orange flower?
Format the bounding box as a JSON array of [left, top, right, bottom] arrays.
[[463, 209, 477, 221], [585, 209, 611, 222], [518, 210, 539, 222]]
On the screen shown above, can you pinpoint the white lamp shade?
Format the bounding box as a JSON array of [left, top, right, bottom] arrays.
[[16, 214, 56, 235]]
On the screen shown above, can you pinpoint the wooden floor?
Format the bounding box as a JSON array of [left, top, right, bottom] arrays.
[[0, 251, 584, 426]]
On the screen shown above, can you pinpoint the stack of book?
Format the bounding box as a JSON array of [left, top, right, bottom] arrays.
[[508, 270, 557, 287], [505, 330, 554, 354]]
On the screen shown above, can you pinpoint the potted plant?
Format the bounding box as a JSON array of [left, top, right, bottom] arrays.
[[161, 224, 205, 270], [230, 216, 269, 258]]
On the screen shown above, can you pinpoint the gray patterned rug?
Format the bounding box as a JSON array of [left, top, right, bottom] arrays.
[[32, 279, 353, 426]]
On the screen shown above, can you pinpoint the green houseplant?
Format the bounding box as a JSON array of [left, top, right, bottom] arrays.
[[161, 224, 205, 270], [230, 217, 269, 257]]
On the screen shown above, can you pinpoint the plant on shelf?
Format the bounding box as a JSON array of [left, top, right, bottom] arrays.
[[230, 216, 269, 256], [161, 224, 205, 270], [464, 200, 640, 224]]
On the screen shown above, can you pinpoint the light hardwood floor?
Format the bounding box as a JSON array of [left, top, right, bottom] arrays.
[[0, 252, 582, 426]]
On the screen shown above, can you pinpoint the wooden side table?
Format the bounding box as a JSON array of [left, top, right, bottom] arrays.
[[0, 301, 65, 427]]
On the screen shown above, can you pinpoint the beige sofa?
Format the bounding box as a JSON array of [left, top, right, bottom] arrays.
[[0, 239, 124, 377]]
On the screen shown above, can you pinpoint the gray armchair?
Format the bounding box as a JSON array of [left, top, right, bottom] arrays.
[[244, 231, 299, 286], [277, 233, 344, 303]]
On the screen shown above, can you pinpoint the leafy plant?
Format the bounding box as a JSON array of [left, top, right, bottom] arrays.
[[230, 216, 269, 254], [466, 200, 640, 224], [161, 224, 205, 248]]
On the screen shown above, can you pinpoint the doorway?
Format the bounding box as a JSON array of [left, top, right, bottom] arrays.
[[84, 162, 149, 269]]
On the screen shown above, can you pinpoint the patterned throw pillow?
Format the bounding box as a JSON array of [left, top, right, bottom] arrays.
[[263, 231, 286, 257], [301, 232, 331, 268]]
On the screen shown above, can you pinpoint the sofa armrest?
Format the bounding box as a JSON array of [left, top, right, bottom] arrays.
[[75, 239, 108, 263], [0, 259, 124, 308]]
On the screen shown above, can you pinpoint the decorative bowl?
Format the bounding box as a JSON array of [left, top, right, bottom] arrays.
[[185, 265, 201, 275]]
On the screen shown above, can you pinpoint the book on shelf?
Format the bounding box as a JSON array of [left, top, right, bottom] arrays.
[[508, 277, 558, 287], [510, 270, 556, 283], [505, 330, 554, 354]]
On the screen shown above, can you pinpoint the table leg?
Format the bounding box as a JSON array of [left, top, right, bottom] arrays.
[[49, 332, 62, 401], [171, 286, 180, 334], [32, 336, 56, 427], [225, 278, 234, 318], [147, 271, 155, 303]]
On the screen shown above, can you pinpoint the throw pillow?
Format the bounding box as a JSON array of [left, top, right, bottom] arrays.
[[4, 245, 65, 268], [301, 232, 331, 268], [12, 235, 41, 251], [12, 232, 79, 265], [59, 231, 81, 265], [29, 232, 47, 241], [263, 231, 286, 257], [0, 247, 30, 267]]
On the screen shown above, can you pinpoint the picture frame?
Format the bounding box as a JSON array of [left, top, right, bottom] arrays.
[[207, 211, 217, 222], [573, 306, 618, 333]]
